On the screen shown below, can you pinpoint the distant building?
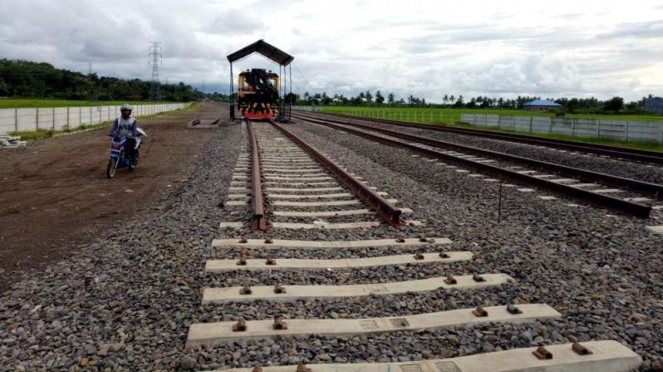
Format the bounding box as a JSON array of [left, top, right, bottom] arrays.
[[644, 97, 663, 114], [524, 99, 561, 112]]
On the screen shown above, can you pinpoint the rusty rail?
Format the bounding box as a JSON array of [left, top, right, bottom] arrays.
[[245, 119, 267, 231], [293, 114, 652, 218], [321, 112, 663, 165], [269, 120, 404, 226]]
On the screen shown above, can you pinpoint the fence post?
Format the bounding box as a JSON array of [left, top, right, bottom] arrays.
[[624, 121, 629, 142], [79, 107, 82, 127], [529, 116, 533, 132], [89, 107, 92, 125], [572, 119, 576, 136], [66, 107, 70, 129], [597, 119, 601, 138], [659, 123, 663, 145], [14, 108, 18, 132], [52, 107, 55, 130], [36, 108, 39, 130]]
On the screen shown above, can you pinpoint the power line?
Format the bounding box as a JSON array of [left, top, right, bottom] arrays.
[[293, 63, 314, 95], [148, 41, 163, 100]]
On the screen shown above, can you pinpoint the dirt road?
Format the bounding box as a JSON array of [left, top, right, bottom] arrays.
[[0, 102, 227, 290]]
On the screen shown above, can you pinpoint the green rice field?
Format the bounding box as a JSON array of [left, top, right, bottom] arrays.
[[320, 106, 663, 124]]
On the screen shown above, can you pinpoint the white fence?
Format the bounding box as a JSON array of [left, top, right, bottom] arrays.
[[0, 103, 192, 135], [461, 114, 663, 144]]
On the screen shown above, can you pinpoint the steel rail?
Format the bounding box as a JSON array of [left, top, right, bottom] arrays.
[[317, 112, 663, 165], [245, 119, 267, 231], [269, 120, 404, 226], [293, 115, 652, 218], [294, 113, 663, 200]]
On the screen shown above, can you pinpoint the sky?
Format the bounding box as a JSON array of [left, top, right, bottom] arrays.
[[2, 0, 663, 102]]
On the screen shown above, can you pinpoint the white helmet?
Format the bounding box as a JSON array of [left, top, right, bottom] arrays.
[[120, 103, 133, 112]]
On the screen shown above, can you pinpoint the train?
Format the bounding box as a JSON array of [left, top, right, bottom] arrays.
[[237, 68, 280, 120]]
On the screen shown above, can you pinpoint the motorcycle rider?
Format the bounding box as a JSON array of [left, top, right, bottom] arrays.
[[110, 104, 138, 163]]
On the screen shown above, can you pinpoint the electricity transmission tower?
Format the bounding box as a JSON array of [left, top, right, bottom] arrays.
[[148, 41, 163, 101]]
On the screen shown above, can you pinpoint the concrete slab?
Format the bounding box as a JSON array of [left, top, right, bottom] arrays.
[[593, 189, 624, 194], [185, 304, 560, 346], [205, 252, 471, 272], [265, 176, 333, 181], [476, 160, 496, 163], [226, 201, 249, 206], [264, 173, 328, 178], [272, 221, 382, 229], [228, 194, 250, 199], [273, 199, 398, 207], [538, 196, 558, 200], [211, 237, 452, 249], [266, 187, 344, 192], [571, 183, 601, 189], [624, 197, 653, 202], [273, 208, 413, 217], [516, 170, 537, 174], [533, 174, 556, 179], [261, 169, 322, 173], [517, 188, 535, 193], [219, 222, 244, 229], [455, 170, 470, 173], [653, 205, 663, 210], [646, 226, 663, 235], [483, 179, 500, 182], [229, 187, 250, 192], [264, 182, 337, 187], [549, 178, 578, 184], [268, 193, 353, 199], [206, 341, 641, 372], [202, 274, 513, 303]]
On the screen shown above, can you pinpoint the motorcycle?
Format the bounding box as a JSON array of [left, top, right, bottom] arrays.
[[106, 128, 147, 179]]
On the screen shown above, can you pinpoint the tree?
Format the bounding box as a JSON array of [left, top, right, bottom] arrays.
[[604, 97, 624, 112], [364, 90, 373, 105], [375, 90, 385, 106], [387, 92, 395, 105], [453, 95, 464, 108]]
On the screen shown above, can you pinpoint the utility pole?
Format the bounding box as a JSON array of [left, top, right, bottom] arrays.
[[148, 41, 163, 101], [88, 62, 94, 100]]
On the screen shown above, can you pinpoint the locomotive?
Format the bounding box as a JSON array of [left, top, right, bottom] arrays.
[[237, 68, 280, 120]]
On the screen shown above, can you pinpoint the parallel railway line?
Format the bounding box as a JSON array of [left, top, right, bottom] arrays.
[[326, 112, 663, 166], [293, 112, 663, 218]]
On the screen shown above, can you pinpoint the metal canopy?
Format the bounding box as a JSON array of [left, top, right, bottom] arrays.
[[227, 40, 294, 66]]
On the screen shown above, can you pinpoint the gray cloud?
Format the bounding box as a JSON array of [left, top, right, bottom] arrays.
[[597, 20, 663, 40], [1, 0, 662, 101]]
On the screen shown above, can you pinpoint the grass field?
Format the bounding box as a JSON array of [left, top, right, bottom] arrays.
[[320, 106, 663, 124], [0, 99, 164, 109], [319, 106, 663, 153]]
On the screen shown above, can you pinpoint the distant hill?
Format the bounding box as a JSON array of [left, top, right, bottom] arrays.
[[0, 59, 204, 102]]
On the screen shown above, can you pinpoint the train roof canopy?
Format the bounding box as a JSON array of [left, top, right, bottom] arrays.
[[227, 40, 294, 66]]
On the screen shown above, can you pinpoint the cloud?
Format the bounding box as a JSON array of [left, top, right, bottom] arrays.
[[0, 0, 662, 101], [597, 20, 663, 40], [204, 9, 264, 35]]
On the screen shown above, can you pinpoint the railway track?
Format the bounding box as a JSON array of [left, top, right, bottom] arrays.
[[324, 112, 663, 166], [184, 118, 643, 372], [293, 112, 663, 219]]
